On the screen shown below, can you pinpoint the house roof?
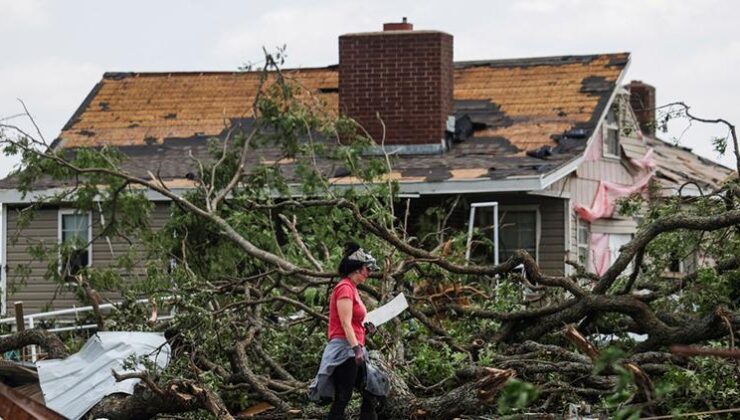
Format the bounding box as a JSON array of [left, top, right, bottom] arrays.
[[646, 136, 735, 194], [2, 53, 630, 191]]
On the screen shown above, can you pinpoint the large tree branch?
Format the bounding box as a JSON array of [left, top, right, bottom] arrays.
[[0, 329, 68, 359], [595, 209, 740, 294]]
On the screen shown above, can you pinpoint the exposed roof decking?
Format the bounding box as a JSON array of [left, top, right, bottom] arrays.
[[59, 53, 628, 154], [2, 53, 630, 190]]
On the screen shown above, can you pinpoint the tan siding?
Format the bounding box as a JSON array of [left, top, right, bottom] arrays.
[[91, 202, 171, 273], [5, 207, 78, 314], [6, 202, 172, 315]]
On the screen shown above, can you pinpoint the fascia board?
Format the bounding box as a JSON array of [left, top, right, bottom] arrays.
[[0, 188, 189, 204], [390, 177, 544, 195]]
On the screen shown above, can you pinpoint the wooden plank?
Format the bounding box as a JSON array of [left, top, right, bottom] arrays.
[[0, 381, 66, 420], [14, 301, 25, 331]]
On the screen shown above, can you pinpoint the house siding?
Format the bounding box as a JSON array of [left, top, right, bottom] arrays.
[[544, 94, 648, 273], [4, 202, 171, 315]]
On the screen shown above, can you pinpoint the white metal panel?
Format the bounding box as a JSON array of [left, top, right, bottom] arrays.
[[36, 331, 170, 420]]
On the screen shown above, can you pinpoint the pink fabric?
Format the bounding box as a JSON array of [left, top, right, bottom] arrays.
[[574, 139, 656, 222], [629, 148, 656, 170], [574, 172, 653, 222], [589, 233, 611, 275]]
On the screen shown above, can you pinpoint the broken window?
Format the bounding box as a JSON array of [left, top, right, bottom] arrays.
[[498, 209, 538, 262], [603, 106, 620, 157]]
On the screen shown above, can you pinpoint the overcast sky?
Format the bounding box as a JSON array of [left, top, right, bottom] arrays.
[[1, 0, 738, 178]]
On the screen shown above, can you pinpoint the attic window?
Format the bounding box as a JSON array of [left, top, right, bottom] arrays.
[[603, 106, 620, 158]]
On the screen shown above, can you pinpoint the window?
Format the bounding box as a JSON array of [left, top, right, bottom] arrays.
[[668, 251, 697, 274], [498, 209, 538, 262], [603, 106, 620, 157], [59, 211, 92, 276], [576, 219, 590, 267]]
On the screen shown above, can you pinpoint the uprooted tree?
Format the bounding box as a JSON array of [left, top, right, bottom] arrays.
[[1, 56, 739, 419]]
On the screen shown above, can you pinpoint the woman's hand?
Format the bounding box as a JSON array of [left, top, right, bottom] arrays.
[[353, 345, 365, 366]]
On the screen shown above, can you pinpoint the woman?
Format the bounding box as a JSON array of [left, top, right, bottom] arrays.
[[309, 243, 388, 420]]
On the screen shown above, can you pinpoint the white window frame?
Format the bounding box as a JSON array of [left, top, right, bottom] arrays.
[[497, 205, 541, 262], [576, 218, 590, 268], [465, 202, 499, 265], [58, 209, 93, 274], [602, 106, 620, 159]]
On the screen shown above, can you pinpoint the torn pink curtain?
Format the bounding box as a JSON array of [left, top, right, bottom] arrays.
[[574, 172, 652, 222], [589, 233, 611, 275]]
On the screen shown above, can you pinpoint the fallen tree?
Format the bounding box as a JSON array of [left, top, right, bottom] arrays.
[[1, 57, 739, 418]]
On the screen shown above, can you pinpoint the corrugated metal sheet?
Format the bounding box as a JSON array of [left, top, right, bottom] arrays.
[[36, 332, 170, 420]]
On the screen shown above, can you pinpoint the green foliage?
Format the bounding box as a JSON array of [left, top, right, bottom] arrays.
[[593, 348, 639, 418], [405, 341, 457, 387], [712, 136, 728, 155], [497, 378, 539, 415], [655, 350, 740, 415]]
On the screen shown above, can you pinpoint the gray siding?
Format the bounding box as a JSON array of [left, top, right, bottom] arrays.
[[406, 193, 566, 276], [5, 202, 171, 315]]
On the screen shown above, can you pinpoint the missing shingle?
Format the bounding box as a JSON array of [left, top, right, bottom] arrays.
[[77, 129, 95, 137], [99, 102, 110, 111], [164, 113, 177, 120], [554, 107, 567, 117]]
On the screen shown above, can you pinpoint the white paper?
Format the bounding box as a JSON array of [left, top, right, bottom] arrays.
[[365, 293, 408, 327]]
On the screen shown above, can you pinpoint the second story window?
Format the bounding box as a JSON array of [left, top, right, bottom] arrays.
[[603, 106, 620, 158], [59, 211, 92, 276]]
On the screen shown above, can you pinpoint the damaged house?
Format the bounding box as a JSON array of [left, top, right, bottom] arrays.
[[0, 20, 734, 315]]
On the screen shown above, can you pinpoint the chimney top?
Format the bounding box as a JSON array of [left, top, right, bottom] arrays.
[[383, 17, 413, 31], [627, 80, 656, 137]]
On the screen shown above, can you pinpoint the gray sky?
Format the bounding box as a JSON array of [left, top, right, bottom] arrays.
[[1, 0, 738, 178]]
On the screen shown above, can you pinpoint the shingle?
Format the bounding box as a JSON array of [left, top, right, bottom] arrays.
[[1, 54, 632, 189]]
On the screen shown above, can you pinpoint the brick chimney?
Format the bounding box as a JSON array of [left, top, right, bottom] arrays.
[[627, 80, 656, 137], [338, 19, 453, 152]]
